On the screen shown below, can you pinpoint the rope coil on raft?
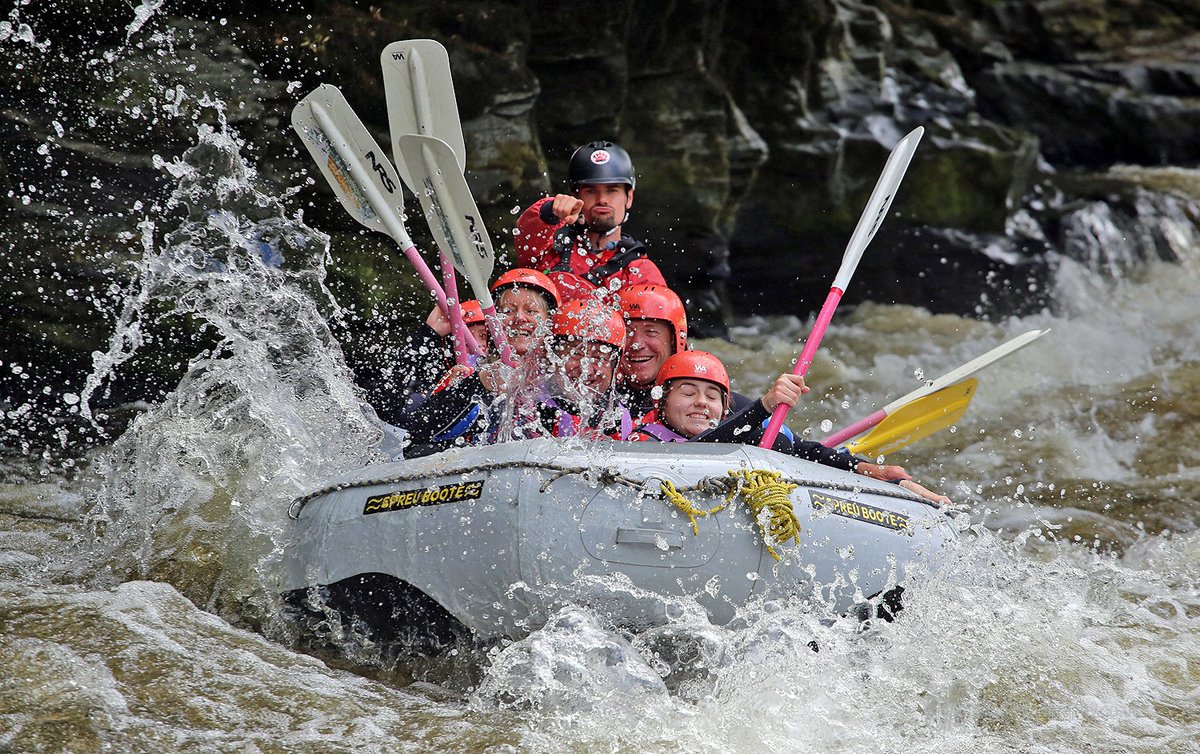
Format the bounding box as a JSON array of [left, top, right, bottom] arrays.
[[725, 469, 801, 561], [660, 479, 727, 536], [658, 469, 802, 560]]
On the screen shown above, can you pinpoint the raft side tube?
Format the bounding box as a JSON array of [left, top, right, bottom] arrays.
[[282, 439, 959, 647]]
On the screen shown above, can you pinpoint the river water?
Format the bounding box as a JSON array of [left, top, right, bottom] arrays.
[[3, 9, 1199, 754]]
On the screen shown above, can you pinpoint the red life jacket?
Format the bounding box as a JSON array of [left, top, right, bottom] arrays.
[[515, 197, 666, 301]]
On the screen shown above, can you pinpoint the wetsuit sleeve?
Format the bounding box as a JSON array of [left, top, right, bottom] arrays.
[[691, 399, 791, 452], [791, 441, 857, 471], [692, 395, 859, 471], [516, 197, 566, 270], [396, 372, 490, 445]]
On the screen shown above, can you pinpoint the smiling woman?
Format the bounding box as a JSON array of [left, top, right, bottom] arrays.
[[663, 378, 726, 437], [628, 351, 953, 505], [642, 351, 731, 441]]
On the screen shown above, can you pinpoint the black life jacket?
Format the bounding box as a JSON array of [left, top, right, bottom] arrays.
[[548, 229, 648, 288]]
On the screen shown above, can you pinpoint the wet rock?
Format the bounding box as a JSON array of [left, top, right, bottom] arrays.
[[977, 60, 1200, 167], [1038, 166, 1200, 273]]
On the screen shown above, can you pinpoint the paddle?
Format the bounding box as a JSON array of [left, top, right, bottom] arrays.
[[382, 38, 484, 365], [439, 249, 471, 365], [397, 133, 518, 367], [821, 328, 1050, 449], [844, 377, 977, 456], [380, 39, 467, 191], [759, 127, 925, 448], [290, 84, 483, 358]]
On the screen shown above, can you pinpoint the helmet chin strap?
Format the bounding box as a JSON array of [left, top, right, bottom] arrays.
[[584, 209, 629, 249], [583, 223, 621, 251]]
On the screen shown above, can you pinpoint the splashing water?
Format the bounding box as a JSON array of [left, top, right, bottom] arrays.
[[74, 112, 383, 629], [125, 0, 164, 40]]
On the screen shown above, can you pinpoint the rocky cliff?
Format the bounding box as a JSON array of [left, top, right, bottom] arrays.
[[3, 0, 1199, 446]]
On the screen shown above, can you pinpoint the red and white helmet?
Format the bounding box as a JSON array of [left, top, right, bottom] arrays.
[[655, 350, 730, 412], [460, 299, 485, 326], [551, 299, 627, 350], [618, 284, 688, 354]]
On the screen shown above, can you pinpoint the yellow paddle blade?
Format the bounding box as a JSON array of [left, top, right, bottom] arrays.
[[845, 377, 978, 457]]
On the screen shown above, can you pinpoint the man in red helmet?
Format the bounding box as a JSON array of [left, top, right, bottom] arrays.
[[515, 141, 666, 302], [616, 284, 688, 422], [510, 298, 633, 440]]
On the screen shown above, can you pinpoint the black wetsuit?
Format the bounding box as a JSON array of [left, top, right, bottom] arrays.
[[375, 323, 453, 426], [691, 398, 858, 471], [394, 371, 492, 457]]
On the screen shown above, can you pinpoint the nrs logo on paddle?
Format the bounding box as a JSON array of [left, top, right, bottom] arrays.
[[363, 480, 485, 515]]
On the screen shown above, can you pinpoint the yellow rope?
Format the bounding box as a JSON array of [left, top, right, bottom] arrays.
[[725, 469, 801, 561], [656, 470, 802, 561], [659, 479, 727, 536]]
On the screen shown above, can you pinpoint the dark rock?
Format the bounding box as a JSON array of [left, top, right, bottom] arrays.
[[1038, 166, 1200, 272], [7, 0, 1200, 455], [977, 60, 1200, 167], [852, 224, 1054, 317]]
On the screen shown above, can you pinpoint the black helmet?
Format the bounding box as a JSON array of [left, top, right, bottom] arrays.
[[567, 141, 636, 190]]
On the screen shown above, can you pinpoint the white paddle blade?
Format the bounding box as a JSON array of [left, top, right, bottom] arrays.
[[398, 134, 495, 299], [382, 39, 467, 192], [291, 84, 408, 239], [923, 328, 1049, 393], [878, 328, 1050, 415], [832, 126, 924, 291]]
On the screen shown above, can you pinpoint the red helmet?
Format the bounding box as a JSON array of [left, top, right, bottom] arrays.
[[551, 299, 627, 349], [460, 299, 484, 326], [655, 351, 730, 409], [491, 268, 561, 309], [618, 284, 687, 354]]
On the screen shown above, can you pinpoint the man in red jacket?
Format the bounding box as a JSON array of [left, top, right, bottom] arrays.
[[515, 141, 666, 301]]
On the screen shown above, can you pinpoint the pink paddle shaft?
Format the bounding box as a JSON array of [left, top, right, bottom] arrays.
[[759, 286, 844, 448], [400, 244, 482, 355], [438, 250, 474, 365], [481, 305, 519, 367], [821, 408, 886, 447]]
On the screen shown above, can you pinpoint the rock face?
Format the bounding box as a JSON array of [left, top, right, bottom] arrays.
[[3, 0, 1200, 444]]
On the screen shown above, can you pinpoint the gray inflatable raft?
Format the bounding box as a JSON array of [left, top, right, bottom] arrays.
[[281, 439, 960, 651]]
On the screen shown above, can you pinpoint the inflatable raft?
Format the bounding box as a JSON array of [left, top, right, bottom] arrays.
[[281, 439, 960, 653]]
